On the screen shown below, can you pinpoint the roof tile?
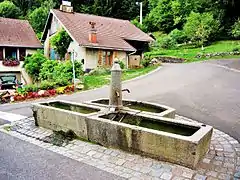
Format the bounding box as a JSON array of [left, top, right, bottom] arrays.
[[52, 9, 153, 51], [0, 17, 42, 48]]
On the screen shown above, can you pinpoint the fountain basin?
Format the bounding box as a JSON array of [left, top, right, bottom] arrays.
[[32, 100, 102, 139], [32, 100, 212, 169], [85, 98, 176, 118], [88, 112, 212, 169]]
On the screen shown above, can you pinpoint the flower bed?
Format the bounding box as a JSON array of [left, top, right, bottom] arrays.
[[13, 85, 74, 102], [2, 59, 20, 66]]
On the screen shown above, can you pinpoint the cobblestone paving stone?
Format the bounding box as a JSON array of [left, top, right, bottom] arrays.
[[1, 115, 240, 180]]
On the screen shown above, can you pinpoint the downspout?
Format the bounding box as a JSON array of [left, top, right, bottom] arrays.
[[127, 50, 136, 69]]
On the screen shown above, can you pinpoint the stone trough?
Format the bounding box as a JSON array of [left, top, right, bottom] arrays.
[[32, 61, 213, 169], [86, 98, 176, 118]]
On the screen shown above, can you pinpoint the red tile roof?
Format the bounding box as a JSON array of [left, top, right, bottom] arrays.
[[0, 18, 42, 48], [49, 9, 153, 51]]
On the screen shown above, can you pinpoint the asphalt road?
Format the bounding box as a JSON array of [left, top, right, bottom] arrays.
[[0, 132, 124, 180], [0, 59, 240, 179]]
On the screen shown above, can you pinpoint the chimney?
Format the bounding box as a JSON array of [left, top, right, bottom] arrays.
[[60, 1, 73, 13], [89, 21, 97, 43]]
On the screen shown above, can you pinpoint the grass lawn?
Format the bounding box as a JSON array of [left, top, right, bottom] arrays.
[[83, 66, 158, 90], [146, 40, 240, 62]]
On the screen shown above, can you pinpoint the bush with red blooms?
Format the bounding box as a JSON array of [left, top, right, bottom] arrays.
[[2, 59, 20, 67], [13, 85, 74, 102]]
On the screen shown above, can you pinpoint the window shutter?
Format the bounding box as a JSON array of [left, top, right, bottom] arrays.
[[98, 50, 102, 66]]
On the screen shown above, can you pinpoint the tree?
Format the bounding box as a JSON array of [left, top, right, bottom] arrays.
[[232, 19, 240, 38], [144, 0, 175, 33], [50, 29, 72, 60], [28, 7, 48, 34], [183, 12, 220, 47], [0, 0, 20, 18]]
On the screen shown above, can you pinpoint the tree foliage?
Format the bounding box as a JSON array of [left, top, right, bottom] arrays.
[[28, 7, 48, 34], [50, 29, 72, 60], [23, 51, 47, 81], [183, 12, 220, 46], [39, 60, 83, 86], [232, 19, 240, 38], [0, 0, 20, 18]]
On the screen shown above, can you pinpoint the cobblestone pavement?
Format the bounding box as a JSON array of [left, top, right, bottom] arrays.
[[1, 115, 240, 180]]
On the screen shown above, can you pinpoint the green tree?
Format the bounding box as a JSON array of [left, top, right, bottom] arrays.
[[50, 29, 72, 60], [183, 12, 220, 47], [232, 19, 240, 38], [0, 0, 20, 18], [28, 7, 48, 34], [144, 0, 175, 33]]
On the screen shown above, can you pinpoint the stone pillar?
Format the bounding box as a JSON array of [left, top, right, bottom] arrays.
[[109, 61, 122, 110]]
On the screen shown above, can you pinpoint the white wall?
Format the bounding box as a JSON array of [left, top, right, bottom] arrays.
[[68, 41, 87, 69], [85, 48, 98, 70], [26, 49, 38, 56], [49, 16, 62, 35]]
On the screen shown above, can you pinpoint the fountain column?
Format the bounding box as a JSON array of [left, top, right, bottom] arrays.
[[109, 61, 123, 111]]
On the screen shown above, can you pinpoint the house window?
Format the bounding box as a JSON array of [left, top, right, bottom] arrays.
[[102, 50, 113, 66], [5, 47, 17, 60]]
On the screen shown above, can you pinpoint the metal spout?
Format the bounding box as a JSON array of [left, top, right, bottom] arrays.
[[122, 89, 130, 93]]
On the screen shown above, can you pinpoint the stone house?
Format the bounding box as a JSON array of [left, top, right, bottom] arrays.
[[41, 2, 153, 71], [0, 17, 42, 83]]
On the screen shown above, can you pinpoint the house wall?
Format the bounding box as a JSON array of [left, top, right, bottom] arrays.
[[44, 31, 50, 58], [26, 49, 38, 56], [114, 51, 127, 66], [50, 16, 62, 35], [128, 55, 141, 68], [85, 48, 98, 70], [68, 41, 86, 69], [44, 16, 63, 59]]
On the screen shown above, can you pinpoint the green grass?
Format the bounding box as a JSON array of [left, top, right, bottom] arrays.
[[146, 40, 240, 62], [83, 66, 158, 90]]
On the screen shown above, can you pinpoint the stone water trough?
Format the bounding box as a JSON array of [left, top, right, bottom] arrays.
[[32, 62, 213, 169]]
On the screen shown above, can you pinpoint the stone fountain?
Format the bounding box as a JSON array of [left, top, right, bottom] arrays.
[[32, 61, 213, 169]]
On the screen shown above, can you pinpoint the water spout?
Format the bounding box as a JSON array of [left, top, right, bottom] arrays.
[[122, 89, 130, 93]]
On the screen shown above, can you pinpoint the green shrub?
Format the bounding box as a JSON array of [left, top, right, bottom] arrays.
[[24, 84, 39, 92], [169, 29, 187, 44], [55, 78, 70, 87], [39, 60, 83, 85], [232, 19, 240, 38], [160, 36, 177, 49], [39, 60, 58, 81], [232, 47, 239, 52], [88, 67, 111, 76], [24, 51, 47, 82], [39, 81, 56, 90], [141, 58, 151, 67], [118, 60, 125, 69]]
